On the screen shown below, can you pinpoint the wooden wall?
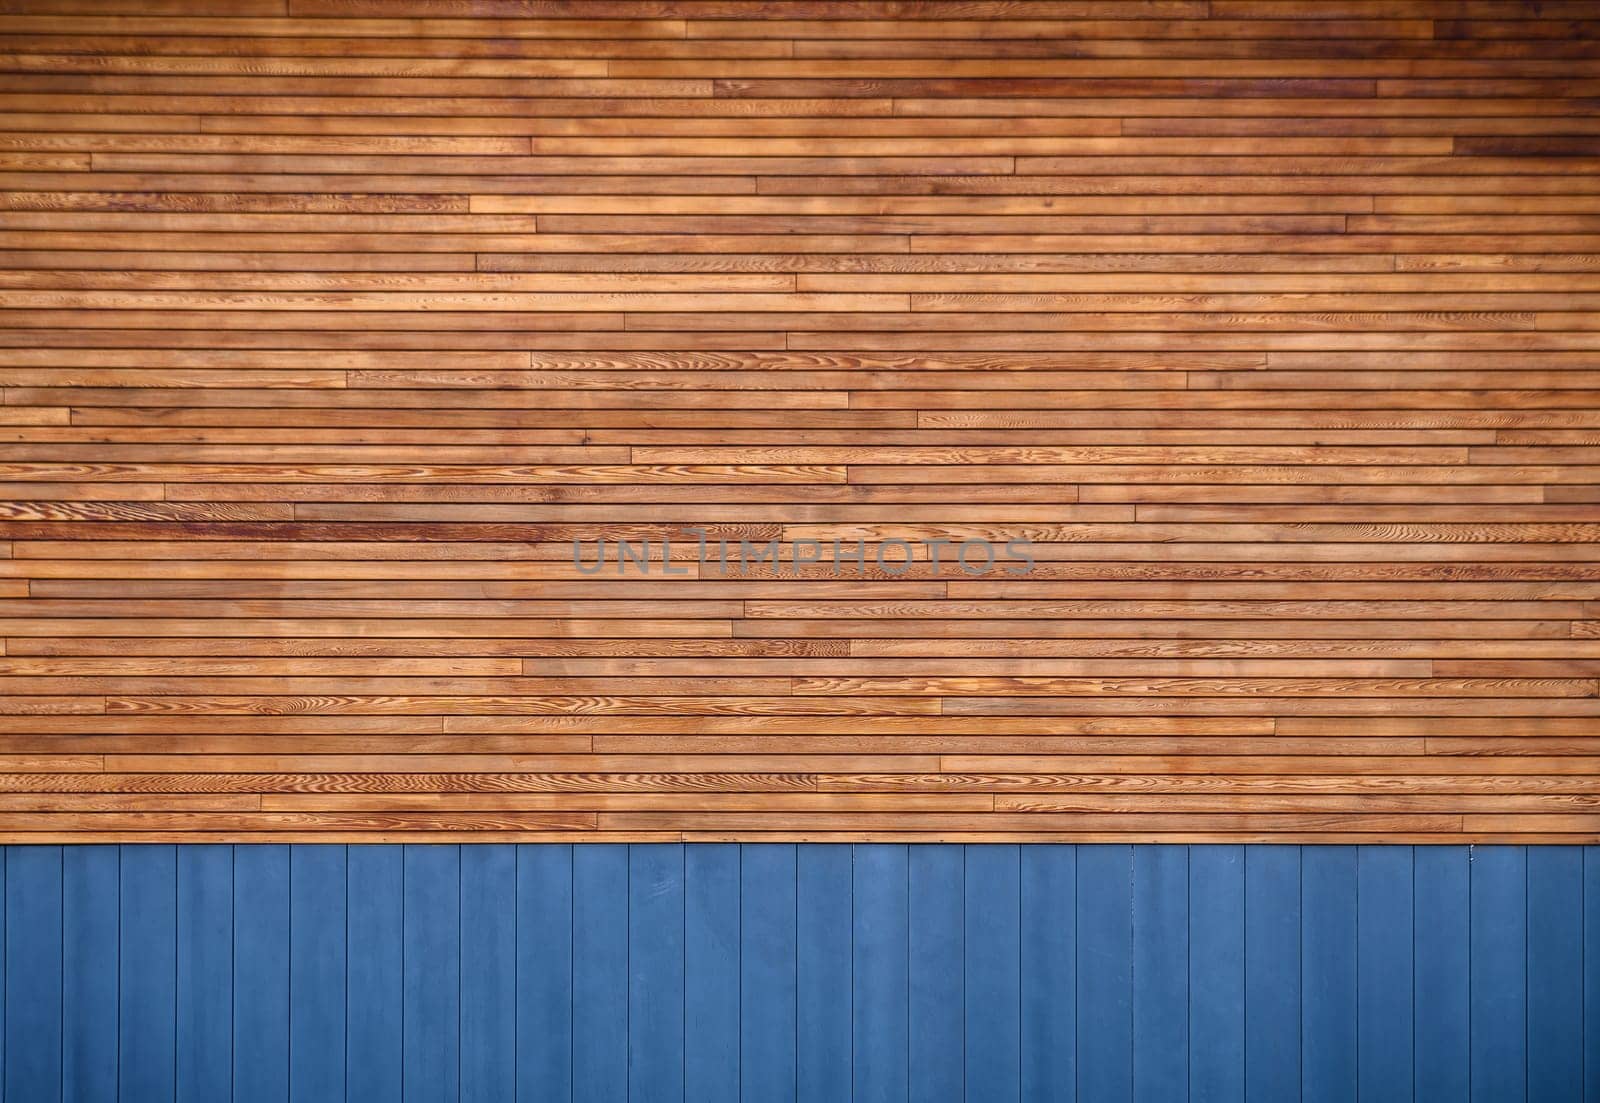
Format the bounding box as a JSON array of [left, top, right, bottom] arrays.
[[1, 1, 1598, 842], [3, 843, 1597, 1100]]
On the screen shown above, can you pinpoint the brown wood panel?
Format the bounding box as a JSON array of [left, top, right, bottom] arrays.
[[0, 0, 1595, 842]]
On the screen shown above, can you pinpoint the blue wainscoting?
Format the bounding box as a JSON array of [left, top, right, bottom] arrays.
[[1, 844, 1596, 1102]]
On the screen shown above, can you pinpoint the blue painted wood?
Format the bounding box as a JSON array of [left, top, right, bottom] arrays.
[[1245, 845, 1301, 1101], [1586, 848, 1600, 1103], [627, 844, 684, 1103], [1470, 846, 1527, 1103], [234, 844, 289, 1103], [460, 845, 514, 1103], [1189, 845, 1245, 1103], [6, 845, 62, 1103], [290, 845, 347, 1103], [909, 844, 964, 1103], [0, 849, 5, 1101], [0, 849, 5, 1099], [346, 845, 403, 1103], [965, 844, 1021, 1102], [1132, 845, 1186, 1103], [1300, 847, 1356, 1103], [739, 843, 796, 1103], [1078, 844, 1134, 1103], [63, 846, 118, 1103], [2, 844, 1596, 1103], [796, 844, 850, 1102], [1355, 846, 1412, 1101], [120, 845, 177, 1103], [403, 845, 460, 1103], [516, 843, 573, 1103], [176, 845, 232, 1103], [683, 844, 737, 1103], [1414, 846, 1471, 1103], [573, 844, 628, 1103], [1020, 844, 1075, 1102], [1526, 847, 1582, 1102], [852, 844, 908, 1103]]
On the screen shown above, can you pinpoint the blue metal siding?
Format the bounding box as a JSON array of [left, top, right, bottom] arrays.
[[0, 844, 1595, 1102]]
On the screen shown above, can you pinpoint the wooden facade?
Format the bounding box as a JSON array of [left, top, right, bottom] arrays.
[[1, 1, 1598, 842]]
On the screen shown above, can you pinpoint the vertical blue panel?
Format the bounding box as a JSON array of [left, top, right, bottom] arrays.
[[574, 843, 628, 1103], [518, 844, 574, 1103], [1132, 845, 1186, 1103], [1245, 846, 1300, 1101], [347, 845, 403, 1103], [1301, 846, 1356, 1103], [5, 845, 62, 1103], [910, 844, 964, 1103], [291, 845, 347, 1103], [1472, 845, 1523, 1101], [740, 843, 796, 1103], [684, 844, 738, 1103], [1585, 847, 1600, 1103], [628, 844, 685, 1103], [1414, 845, 1470, 1103], [1189, 845, 1244, 1103], [1356, 846, 1412, 1099], [235, 844, 289, 1103], [0, 848, 4, 1095], [796, 844, 851, 1102], [176, 844, 232, 1103], [1526, 847, 1582, 1102], [403, 844, 460, 1103], [461, 846, 514, 1103], [11, 841, 1600, 1100], [852, 844, 908, 1103], [1020, 844, 1075, 1102], [965, 844, 1021, 1102], [1078, 844, 1133, 1103], [121, 844, 177, 1103], [1471, 846, 1527, 1103], [63, 845, 118, 1103]]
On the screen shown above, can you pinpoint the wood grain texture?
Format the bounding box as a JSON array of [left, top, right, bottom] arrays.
[[1, 0, 1596, 842]]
